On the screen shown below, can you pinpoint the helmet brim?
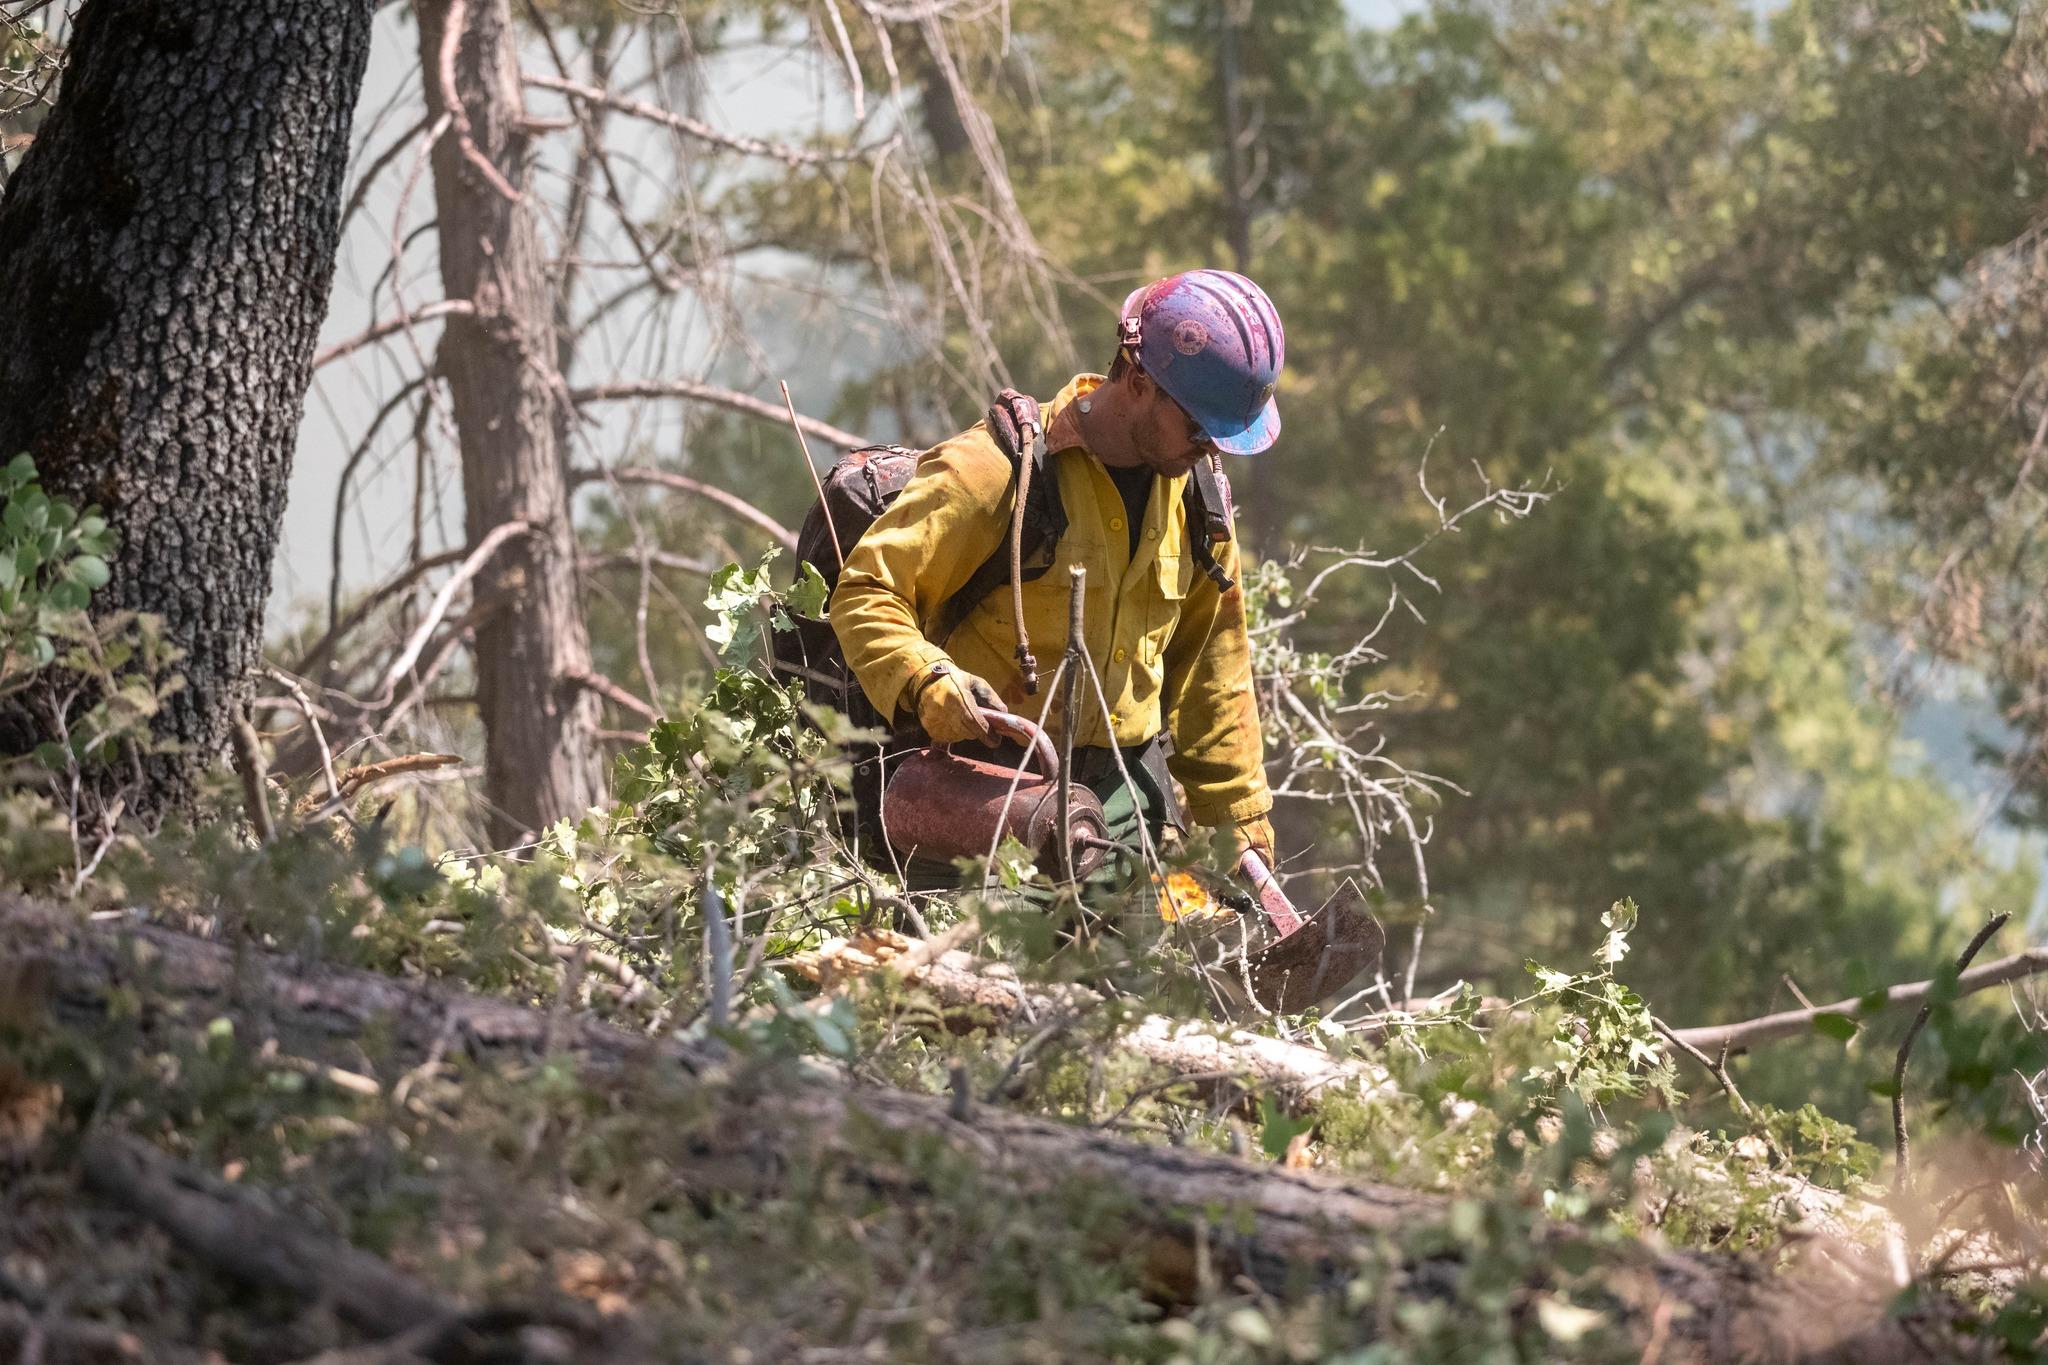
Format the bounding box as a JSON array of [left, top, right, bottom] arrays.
[[1204, 395, 1281, 456]]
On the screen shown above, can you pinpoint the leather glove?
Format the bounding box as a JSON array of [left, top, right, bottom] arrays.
[[912, 663, 1006, 745], [1232, 814, 1277, 868]]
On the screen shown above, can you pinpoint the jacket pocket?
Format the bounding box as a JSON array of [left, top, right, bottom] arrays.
[[1155, 552, 1191, 601], [1140, 553, 1191, 668]]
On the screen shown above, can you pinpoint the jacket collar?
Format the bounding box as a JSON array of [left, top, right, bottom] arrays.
[[1043, 372, 1105, 454]]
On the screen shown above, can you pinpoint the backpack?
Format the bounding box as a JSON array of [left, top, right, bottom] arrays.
[[768, 388, 1237, 732]]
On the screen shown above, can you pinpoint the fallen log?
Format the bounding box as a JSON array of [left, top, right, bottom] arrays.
[[786, 928, 1392, 1105], [80, 1133, 453, 1337], [0, 898, 1975, 1363], [9, 897, 725, 1082], [79, 1135, 646, 1365], [0, 1301, 197, 1365], [791, 931, 1892, 1250]]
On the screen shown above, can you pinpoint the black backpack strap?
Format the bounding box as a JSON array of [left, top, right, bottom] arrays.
[[932, 391, 1066, 662], [1183, 454, 1236, 591]]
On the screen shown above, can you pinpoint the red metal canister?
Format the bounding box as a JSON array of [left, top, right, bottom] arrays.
[[878, 712, 1110, 880]]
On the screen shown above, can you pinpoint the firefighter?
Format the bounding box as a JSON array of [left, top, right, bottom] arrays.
[[829, 269, 1283, 876]]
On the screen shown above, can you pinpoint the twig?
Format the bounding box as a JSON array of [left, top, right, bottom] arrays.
[[266, 1052, 382, 1098], [300, 539, 464, 680], [266, 665, 341, 802], [983, 1004, 1084, 1103], [780, 379, 842, 567], [581, 548, 719, 579], [229, 708, 275, 844], [80, 1134, 451, 1336], [569, 465, 797, 550], [1094, 1069, 1251, 1130], [567, 377, 870, 451], [1780, 972, 1817, 1011], [295, 753, 463, 821], [373, 520, 531, 700], [1653, 1016, 1753, 1119], [524, 71, 880, 166], [70, 794, 125, 896], [1895, 913, 2010, 1194]]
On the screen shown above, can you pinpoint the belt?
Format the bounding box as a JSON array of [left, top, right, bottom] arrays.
[[1067, 740, 1157, 785]]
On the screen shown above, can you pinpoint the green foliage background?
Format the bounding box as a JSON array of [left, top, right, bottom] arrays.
[[586, 0, 2046, 1090]]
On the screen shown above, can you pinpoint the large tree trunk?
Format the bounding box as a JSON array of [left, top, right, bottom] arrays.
[[0, 0, 375, 820], [417, 0, 602, 846], [0, 896, 1967, 1365]]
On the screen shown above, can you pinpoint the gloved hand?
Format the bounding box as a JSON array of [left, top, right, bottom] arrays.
[[1232, 814, 1277, 869], [912, 662, 1007, 745]]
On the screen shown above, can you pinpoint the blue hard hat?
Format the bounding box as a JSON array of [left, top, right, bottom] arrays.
[[1119, 270, 1285, 455]]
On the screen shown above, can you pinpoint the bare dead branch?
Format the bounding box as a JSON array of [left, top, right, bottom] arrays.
[[328, 371, 432, 632], [374, 519, 532, 701], [295, 753, 463, 821], [580, 547, 718, 578], [435, 0, 521, 204], [339, 110, 431, 237], [524, 71, 881, 166], [567, 376, 870, 450], [1670, 940, 2048, 1055], [265, 665, 341, 801], [297, 542, 469, 682], [313, 298, 475, 369], [570, 464, 797, 550], [1653, 1016, 1754, 1119], [567, 668, 659, 722]]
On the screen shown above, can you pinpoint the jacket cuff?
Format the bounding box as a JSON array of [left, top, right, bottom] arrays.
[[1184, 790, 1273, 828], [871, 642, 956, 723]]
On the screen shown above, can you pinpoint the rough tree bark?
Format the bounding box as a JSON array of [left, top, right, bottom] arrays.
[[0, 0, 376, 820], [417, 0, 602, 846], [0, 897, 1972, 1365]]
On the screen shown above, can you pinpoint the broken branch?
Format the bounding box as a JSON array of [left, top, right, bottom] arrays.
[[1669, 942, 2048, 1054]]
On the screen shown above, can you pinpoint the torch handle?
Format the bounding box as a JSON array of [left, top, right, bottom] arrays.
[[974, 706, 1060, 778], [1237, 848, 1305, 938]]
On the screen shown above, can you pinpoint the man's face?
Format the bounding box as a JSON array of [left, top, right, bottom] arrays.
[[1132, 374, 1215, 477]]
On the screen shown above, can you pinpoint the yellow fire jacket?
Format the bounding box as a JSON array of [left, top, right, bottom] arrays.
[[829, 374, 1272, 828]]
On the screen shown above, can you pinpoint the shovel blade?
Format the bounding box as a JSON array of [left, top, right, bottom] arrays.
[[1231, 880, 1384, 1014]]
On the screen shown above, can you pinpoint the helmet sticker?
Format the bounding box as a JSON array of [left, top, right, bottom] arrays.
[[1171, 319, 1210, 355]]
